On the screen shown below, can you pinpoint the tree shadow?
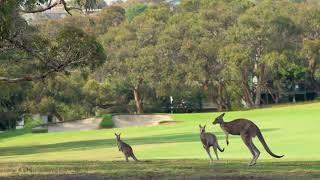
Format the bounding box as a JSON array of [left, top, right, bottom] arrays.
[[0, 128, 31, 141], [0, 128, 280, 157]]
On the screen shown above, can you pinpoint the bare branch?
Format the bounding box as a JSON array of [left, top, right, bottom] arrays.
[[0, 68, 55, 83], [0, 59, 67, 83], [20, 2, 59, 14], [60, 0, 82, 16], [5, 38, 57, 69], [20, 0, 82, 15]]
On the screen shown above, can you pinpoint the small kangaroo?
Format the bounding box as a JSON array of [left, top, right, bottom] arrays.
[[199, 124, 224, 163], [114, 133, 139, 162], [212, 113, 284, 166]]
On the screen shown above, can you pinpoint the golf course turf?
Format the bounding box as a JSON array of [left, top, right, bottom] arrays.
[[0, 102, 319, 179]]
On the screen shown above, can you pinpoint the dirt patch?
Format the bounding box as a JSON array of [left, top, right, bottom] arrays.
[[112, 115, 172, 128], [48, 117, 102, 132]]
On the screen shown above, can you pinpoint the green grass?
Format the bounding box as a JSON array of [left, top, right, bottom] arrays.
[[0, 102, 320, 179]]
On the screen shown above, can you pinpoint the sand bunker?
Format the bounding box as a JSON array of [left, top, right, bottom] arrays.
[[112, 115, 173, 128]]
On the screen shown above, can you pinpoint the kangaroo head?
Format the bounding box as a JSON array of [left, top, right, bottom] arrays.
[[213, 113, 225, 125], [199, 124, 206, 134], [114, 133, 121, 140]]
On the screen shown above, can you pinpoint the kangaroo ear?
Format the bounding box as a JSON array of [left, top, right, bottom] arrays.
[[204, 125, 206, 128], [114, 133, 117, 136], [199, 124, 201, 128], [119, 133, 121, 136]]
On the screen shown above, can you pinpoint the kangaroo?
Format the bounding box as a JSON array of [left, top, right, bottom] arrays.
[[114, 133, 139, 162], [199, 124, 224, 163], [212, 113, 284, 166]]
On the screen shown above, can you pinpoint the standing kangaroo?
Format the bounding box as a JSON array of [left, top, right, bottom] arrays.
[[114, 133, 139, 162], [212, 113, 284, 166], [199, 124, 224, 163]]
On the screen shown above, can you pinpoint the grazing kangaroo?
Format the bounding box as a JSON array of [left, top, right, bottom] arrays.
[[114, 133, 139, 162], [199, 124, 224, 163], [212, 113, 284, 166]]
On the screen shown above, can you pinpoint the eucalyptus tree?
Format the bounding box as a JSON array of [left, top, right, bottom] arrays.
[[0, 0, 106, 83], [296, 4, 320, 91], [221, 0, 300, 107], [155, 0, 252, 110], [101, 4, 172, 113]]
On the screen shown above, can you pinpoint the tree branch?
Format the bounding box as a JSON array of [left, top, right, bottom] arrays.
[[60, 0, 82, 16], [20, 2, 59, 13], [5, 38, 58, 69], [20, 0, 82, 15]]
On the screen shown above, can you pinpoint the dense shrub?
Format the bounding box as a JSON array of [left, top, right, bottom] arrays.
[[24, 117, 44, 129], [0, 112, 19, 130], [99, 114, 113, 128]]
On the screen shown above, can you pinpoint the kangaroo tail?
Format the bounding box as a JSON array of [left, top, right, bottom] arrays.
[[257, 129, 284, 158], [131, 154, 140, 161], [217, 144, 224, 152]]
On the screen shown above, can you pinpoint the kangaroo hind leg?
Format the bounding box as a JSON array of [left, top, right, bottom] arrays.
[[205, 147, 214, 163], [213, 145, 219, 161], [250, 141, 260, 165], [241, 133, 256, 166]]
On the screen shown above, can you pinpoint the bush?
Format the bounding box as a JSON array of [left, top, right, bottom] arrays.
[[60, 104, 86, 121], [0, 112, 19, 130], [31, 127, 48, 133], [99, 114, 113, 128], [24, 116, 44, 129]]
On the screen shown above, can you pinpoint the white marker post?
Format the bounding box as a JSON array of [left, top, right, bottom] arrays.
[[170, 96, 173, 114]]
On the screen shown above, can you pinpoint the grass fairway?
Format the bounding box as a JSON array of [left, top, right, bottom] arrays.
[[0, 102, 320, 179]]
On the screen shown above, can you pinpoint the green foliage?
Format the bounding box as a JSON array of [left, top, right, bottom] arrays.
[[0, 112, 19, 130], [99, 114, 113, 128], [2, 0, 320, 117], [24, 117, 44, 129], [126, 4, 147, 21]]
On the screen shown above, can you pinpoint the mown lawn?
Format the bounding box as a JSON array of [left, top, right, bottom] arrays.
[[0, 102, 319, 179]]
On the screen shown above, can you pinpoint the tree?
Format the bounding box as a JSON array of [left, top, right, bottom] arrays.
[[222, 0, 299, 107], [154, 0, 252, 110], [25, 71, 89, 121], [0, 0, 105, 83], [36, 5, 126, 36], [101, 4, 171, 113], [297, 4, 320, 91]]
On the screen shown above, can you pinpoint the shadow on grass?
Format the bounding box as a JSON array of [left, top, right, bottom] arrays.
[[0, 128, 279, 157], [0, 160, 319, 179], [0, 128, 31, 140]]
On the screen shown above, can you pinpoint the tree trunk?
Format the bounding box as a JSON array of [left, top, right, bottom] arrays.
[[53, 111, 64, 122], [309, 57, 320, 91], [267, 87, 279, 104], [133, 86, 143, 114], [241, 70, 254, 108], [254, 65, 265, 107], [255, 79, 262, 106]]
